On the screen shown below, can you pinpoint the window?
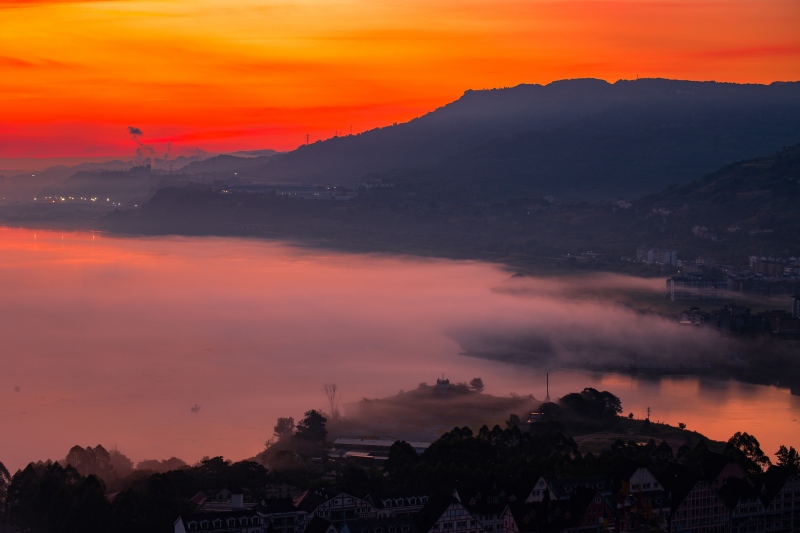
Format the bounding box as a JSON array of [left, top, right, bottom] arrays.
[[188, 522, 198, 531], [200, 521, 209, 529]]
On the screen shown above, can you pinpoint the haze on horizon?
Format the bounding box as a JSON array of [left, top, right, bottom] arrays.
[[1, 0, 799, 160]]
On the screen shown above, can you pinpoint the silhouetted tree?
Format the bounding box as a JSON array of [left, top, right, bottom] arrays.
[[109, 448, 135, 480], [384, 441, 419, 477], [65, 445, 115, 483], [0, 460, 9, 521], [62, 475, 114, 533], [273, 417, 295, 441], [725, 432, 771, 477], [470, 378, 485, 393], [294, 410, 327, 448], [506, 414, 521, 428], [322, 384, 342, 420], [776, 445, 800, 475], [559, 388, 622, 418]]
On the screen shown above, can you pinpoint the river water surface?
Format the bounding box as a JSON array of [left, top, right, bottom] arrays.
[[1, 228, 798, 472]]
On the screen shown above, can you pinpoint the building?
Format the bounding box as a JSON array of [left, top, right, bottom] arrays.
[[719, 478, 766, 533], [460, 486, 520, 533], [174, 509, 263, 533], [328, 439, 431, 465], [636, 247, 678, 267], [611, 461, 670, 529], [375, 496, 431, 517], [761, 466, 800, 533], [667, 275, 729, 301], [793, 295, 800, 319], [416, 491, 486, 533], [662, 465, 730, 533]]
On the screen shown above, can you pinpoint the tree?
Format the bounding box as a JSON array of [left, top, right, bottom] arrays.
[[559, 388, 621, 418], [678, 423, 687, 430], [725, 432, 771, 476], [65, 445, 114, 483], [470, 378, 485, 393], [322, 383, 342, 421], [506, 414, 521, 428], [776, 445, 800, 475], [0, 460, 9, 518], [109, 447, 134, 480], [384, 441, 419, 477], [273, 417, 295, 441], [294, 410, 328, 446]]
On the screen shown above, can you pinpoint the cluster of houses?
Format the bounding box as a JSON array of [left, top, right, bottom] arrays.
[[680, 304, 800, 335], [174, 453, 799, 533], [665, 257, 800, 302]]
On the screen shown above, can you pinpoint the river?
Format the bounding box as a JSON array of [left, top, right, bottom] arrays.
[[0, 227, 798, 472]]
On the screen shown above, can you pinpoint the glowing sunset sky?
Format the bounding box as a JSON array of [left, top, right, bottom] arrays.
[[1, 0, 799, 159]]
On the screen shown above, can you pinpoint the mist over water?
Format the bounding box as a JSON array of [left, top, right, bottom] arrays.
[[0, 228, 798, 472]]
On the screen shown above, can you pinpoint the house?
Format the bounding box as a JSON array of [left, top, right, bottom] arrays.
[[510, 499, 578, 533], [294, 491, 378, 528], [662, 465, 729, 533], [760, 466, 800, 533], [460, 486, 520, 533], [610, 461, 670, 529], [699, 453, 747, 491], [375, 495, 430, 517], [260, 496, 306, 533], [415, 490, 485, 533], [569, 490, 614, 533], [719, 477, 766, 533], [435, 378, 452, 394], [341, 515, 421, 533], [174, 510, 264, 533]]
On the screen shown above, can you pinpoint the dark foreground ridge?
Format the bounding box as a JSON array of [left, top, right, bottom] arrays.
[[1, 387, 798, 533]]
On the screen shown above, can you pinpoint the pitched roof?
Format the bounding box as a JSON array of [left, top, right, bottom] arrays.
[[699, 453, 738, 483], [415, 492, 464, 533], [660, 463, 701, 510], [611, 459, 644, 484], [760, 466, 793, 506], [261, 496, 300, 514], [341, 515, 421, 533], [718, 477, 759, 509], [509, 499, 577, 533]]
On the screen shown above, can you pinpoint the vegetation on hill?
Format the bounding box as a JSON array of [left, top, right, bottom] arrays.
[[2, 386, 797, 533]]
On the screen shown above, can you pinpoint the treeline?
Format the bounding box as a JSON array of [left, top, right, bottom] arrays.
[[2, 390, 799, 532], [0, 456, 272, 533]]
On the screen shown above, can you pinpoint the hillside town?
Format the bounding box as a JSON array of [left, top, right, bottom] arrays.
[[173, 447, 800, 533]]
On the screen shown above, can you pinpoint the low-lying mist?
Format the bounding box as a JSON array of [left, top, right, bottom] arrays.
[[453, 274, 726, 367], [0, 228, 796, 473]]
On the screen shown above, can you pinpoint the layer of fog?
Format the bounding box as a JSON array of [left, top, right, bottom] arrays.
[[453, 275, 726, 367], [0, 228, 797, 473]]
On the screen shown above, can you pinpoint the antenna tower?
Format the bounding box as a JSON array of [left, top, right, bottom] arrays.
[[544, 373, 550, 403]]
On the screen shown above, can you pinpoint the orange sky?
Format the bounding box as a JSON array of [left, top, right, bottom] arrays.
[[1, 0, 799, 160]]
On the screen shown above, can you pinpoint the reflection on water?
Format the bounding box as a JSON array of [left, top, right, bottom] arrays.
[[0, 228, 798, 472]]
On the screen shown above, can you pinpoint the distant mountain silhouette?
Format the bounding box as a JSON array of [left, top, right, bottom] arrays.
[[176, 154, 276, 175], [245, 78, 800, 199]]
